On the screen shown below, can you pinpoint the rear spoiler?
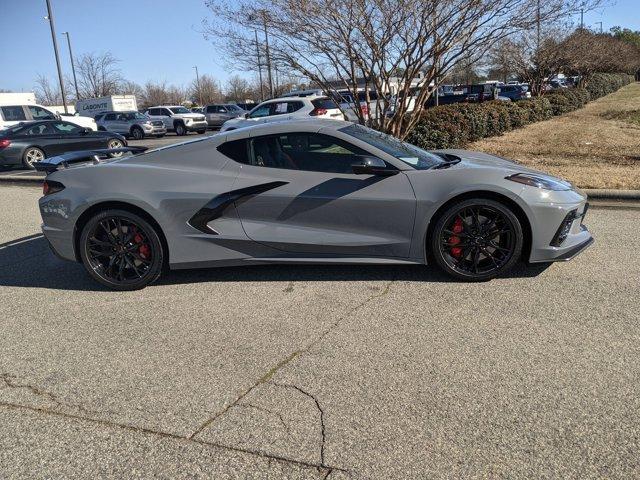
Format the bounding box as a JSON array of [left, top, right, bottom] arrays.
[[34, 146, 148, 173]]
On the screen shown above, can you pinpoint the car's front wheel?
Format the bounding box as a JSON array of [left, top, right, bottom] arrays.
[[430, 198, 523, 281], [79, 209, 164, 290], [130, 126, 144, 140], [175, 123, 186, 136]]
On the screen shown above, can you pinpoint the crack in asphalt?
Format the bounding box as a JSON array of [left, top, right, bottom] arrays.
[[0, 401, 342, 475], [0, 373, 101, 416], [233, 403, 291, 435], [271, 381, 327, 467], [189, 279, 394, 461]]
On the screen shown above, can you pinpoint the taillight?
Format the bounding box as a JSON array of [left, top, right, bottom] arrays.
[[43, 180, 65, 196], [0, 139, 10, 149], [309, 108, 327, 116]]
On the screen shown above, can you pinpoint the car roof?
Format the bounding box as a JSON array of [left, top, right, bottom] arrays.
[[225, 118, 353, 138]]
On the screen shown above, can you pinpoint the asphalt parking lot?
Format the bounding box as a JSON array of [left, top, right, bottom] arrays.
[[1, 185, 639, 478]]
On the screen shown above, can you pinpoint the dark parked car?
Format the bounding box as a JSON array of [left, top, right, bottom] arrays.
[[0, 120, 126, 169], [497, 84, 531, 101]]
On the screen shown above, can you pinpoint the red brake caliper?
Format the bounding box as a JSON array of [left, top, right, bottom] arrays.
[[449, 217, 464, 258], [133, 232, 151, 259]]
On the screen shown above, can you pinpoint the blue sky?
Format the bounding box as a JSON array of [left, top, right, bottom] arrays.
[[1, 0, 638, 93]]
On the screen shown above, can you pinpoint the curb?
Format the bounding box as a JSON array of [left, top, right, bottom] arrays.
[[0, 175, 43, 185], [583, 189, 640, 200]]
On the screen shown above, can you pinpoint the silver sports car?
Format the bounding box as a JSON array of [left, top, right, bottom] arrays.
[[37, 119, 593, 290]]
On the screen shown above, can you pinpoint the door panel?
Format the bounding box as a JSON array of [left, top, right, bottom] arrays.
[[233, 165, 416, 257]]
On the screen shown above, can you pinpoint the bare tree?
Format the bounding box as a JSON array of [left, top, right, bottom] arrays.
[[204, 0, 602, 138], [224, 75, 251, 102], [34, 74, 64, 105], [75, 52, 122, 99], [189, 74, 222, 105], [139, 81, 186, 108], [119, 80, 145, 98]]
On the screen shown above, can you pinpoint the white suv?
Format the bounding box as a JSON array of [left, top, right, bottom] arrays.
[[144, 106, 208, 136], [0, 104, 97, 131], [220, 96, 345, 132]]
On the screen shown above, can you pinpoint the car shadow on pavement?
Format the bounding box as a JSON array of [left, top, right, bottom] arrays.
[[0, 234, 551, 291]]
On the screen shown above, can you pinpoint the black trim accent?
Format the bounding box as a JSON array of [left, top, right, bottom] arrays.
[[188, 181, 289, 234], [551, 236, 594, 262]]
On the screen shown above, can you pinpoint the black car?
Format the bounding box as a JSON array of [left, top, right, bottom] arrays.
[[0, 120, 126, 169]]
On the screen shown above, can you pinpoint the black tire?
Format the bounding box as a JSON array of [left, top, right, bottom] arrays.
[[175, 123, 186, 136], [197, 129, 206, 134], [22, 147, 45, 169], [155, 134, 165, 138], [130, 126, 144, 140], [429, 198, 523, 281], [79, 209, 164, 290]]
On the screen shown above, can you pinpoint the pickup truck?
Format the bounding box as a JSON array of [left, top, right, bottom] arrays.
[[144, 106, 208, 136]]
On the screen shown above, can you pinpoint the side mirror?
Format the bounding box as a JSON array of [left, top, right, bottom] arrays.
[[244, 113, 249, 118], [352, 156, 398, 176], [80, 127, 91, 134], [55, 113, 61, 120]]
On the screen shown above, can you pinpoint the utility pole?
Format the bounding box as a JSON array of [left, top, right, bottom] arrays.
[[193, 66, 202, 106], [580, 9, 584, 29], [536, 0, 541, 50], [44, 0, 68, 113], [254, 29, 264, 102], [62, 32, 79, 100], [595, 21, 603, 33], [262, 14, 274, 99]]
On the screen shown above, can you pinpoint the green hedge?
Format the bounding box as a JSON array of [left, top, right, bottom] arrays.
[[406, 72, 633, 150]]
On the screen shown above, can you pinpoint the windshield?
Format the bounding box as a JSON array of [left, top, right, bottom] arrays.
[[340, 124, 444, 170], [124, 112, 148, 120], [169, 107, 191, 114]]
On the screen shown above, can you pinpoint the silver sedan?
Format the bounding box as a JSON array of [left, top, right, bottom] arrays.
[[37, 119, 592, 290]]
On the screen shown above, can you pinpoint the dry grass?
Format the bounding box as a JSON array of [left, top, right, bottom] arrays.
[[469, 82, 640, 189]]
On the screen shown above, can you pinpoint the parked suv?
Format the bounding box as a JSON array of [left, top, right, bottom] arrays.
[[497, 84, 531, 101], [96, 111, 166, 139], [0, 104, 97, 131], [220, 96, 344, 132], [204, 104, 246, 128], [144, 106, 207, 136]]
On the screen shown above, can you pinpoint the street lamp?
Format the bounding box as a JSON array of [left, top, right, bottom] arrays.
[[193, 65, 202, 106], [62, 31, 80, 100], [44, 0, 68, 113]]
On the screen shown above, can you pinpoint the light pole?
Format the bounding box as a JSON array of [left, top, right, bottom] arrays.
[[193, 66, 202, 106], [595, 21, 603, 33], [254, 29, 264, 102], [44, 0, 68, 113], [62, 31, 79, 100], [262, 15, 274, 99]]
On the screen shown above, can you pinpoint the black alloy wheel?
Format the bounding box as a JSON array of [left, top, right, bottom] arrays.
[[79, 209, 164, 290], [131, 126, 144, 140], [175, 123, 186, 136], [430, 198, 523, 281]]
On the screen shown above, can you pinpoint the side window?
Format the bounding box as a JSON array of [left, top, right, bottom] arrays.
[[219, 106, 228, 113], [206, 106, 216, 113], [104, 113, 117, 121], [51, 121, 82, 134], [248, 104, 272, 118], [249, 133, 373, 174], [161, 109, 172, 116], [23, 123, 54, 135], [1, 106, 27, 121], [28, 106, 55, 119], [272, 102, 289, 115], [286, 101, 303, 113], [217, 139, 249, 164]]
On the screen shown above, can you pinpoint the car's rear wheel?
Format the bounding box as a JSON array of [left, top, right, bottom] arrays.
[[79, 209, 164, 290], [175, 123, 186, 136], [131, 126, 144, 140], [22, 147, 45, 169], [430, 198, 522, 281], [197, 129, 206, 134]]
